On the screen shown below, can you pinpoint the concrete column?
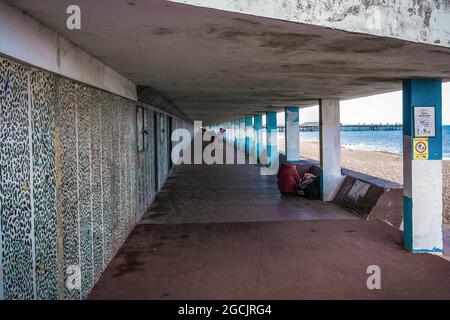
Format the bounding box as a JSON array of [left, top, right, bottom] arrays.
[[266, 112, 278, 161], [239, 118, 246, 151], [234, 120, 238, 148], [403, 79, 443, 254], [254, 114, 263, 163], [285, 107, 300, 162], [319, 99, 344, 202], [245, 116, 254, 156]]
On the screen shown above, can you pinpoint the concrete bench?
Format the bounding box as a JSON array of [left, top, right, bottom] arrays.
[[293, 160, 403, 229]]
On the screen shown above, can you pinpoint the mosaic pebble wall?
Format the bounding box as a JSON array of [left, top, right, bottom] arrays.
[[90, 91, 104, 283], [0, 56, 191, 300], [100, 93, 114, 267], [0, 58, 34, 300], [30, 69, 58, 300], [136, 110, 144, 220], [136, 108, 157, 221], [57, 78, 81, 301], [158, 114, 170, 190], [77, 85, 94, 299], [147, 110, 156, 211]]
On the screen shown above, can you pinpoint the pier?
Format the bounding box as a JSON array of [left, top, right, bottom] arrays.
[[278, 124, 403, 132]]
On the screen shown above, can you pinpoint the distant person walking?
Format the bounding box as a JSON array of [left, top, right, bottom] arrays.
[[216, 128, 226, 143]]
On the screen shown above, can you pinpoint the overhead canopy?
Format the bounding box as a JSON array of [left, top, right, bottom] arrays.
[[9, 0, 450, 124]]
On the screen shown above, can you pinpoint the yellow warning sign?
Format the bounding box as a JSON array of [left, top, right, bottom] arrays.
[[414, 138, 429, 160]]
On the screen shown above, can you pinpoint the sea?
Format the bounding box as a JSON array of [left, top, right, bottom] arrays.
[[282, 125, 450, 160]]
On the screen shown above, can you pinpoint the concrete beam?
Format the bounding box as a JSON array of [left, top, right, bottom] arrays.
[[11, 0, 450, 123], [285, 107, 300, 162], [171, 0, 450, 47], [0, 0, 137, 100], [320, 99, 344, 202], [403, 79, 443, 253]]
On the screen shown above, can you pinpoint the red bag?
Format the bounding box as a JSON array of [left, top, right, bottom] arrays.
[[277, 163, 301, 194]]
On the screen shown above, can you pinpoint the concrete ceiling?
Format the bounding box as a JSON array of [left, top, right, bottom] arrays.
[[9, 0, 450, 124]]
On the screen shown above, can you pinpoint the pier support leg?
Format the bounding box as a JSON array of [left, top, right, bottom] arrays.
[[403, 79, 443, 253], [285, 107, 300, 162], [266, 112, 278, 164], [320, 99, 344, 202], [254, 114, 263, 163]]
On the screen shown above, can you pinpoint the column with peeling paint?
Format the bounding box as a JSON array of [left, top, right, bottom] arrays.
[[403, 79, 443, 253]]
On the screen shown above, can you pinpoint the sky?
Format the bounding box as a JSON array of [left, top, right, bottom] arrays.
[[288, 82, 450, 125]]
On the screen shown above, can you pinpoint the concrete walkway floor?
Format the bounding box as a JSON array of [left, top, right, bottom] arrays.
[[89, 220, 450, 300], [141, 162, 356, 224], [89, 157, 450, 300]]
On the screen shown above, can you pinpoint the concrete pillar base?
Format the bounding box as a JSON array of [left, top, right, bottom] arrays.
[[403, 79, 443, 253]]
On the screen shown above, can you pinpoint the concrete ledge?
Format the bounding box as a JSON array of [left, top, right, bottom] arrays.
[[0, 0, 137, 100], [334, 176, 403, 228], [293, 159, 403, 228]]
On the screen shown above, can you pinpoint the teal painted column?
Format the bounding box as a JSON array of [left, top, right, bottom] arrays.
[[239, 118, 246, 151], [266, 112, 278, 162], [234, 119, 239, 148], [254, 114, 263, 163], [245, 115, 254, 156], [403, 79, 443, 253], [285, 107, 300, 162]]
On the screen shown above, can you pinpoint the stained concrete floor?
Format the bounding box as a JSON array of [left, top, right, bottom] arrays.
[[141, 162, 356, 225], [89, 220, 450, 300], [89, 149, 450, 300]]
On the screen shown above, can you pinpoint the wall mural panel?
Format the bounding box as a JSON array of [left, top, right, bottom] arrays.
[[158, 114, 168, 189], [110, 97, 121, 256], [91, 90, 104, 282], [127, 103, 137, 229], [120, 101, 130, 244], [148, 110, 156, 206], [136, 108, 154, 222], [0, 55, 191, 300], [56, 78, 81, 300], [78, 86, 94, 299], [100, 94, 114, 266], [30, 69, 58, 300], [0, 58, 34, 300], [136, 107, 145, 219]]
